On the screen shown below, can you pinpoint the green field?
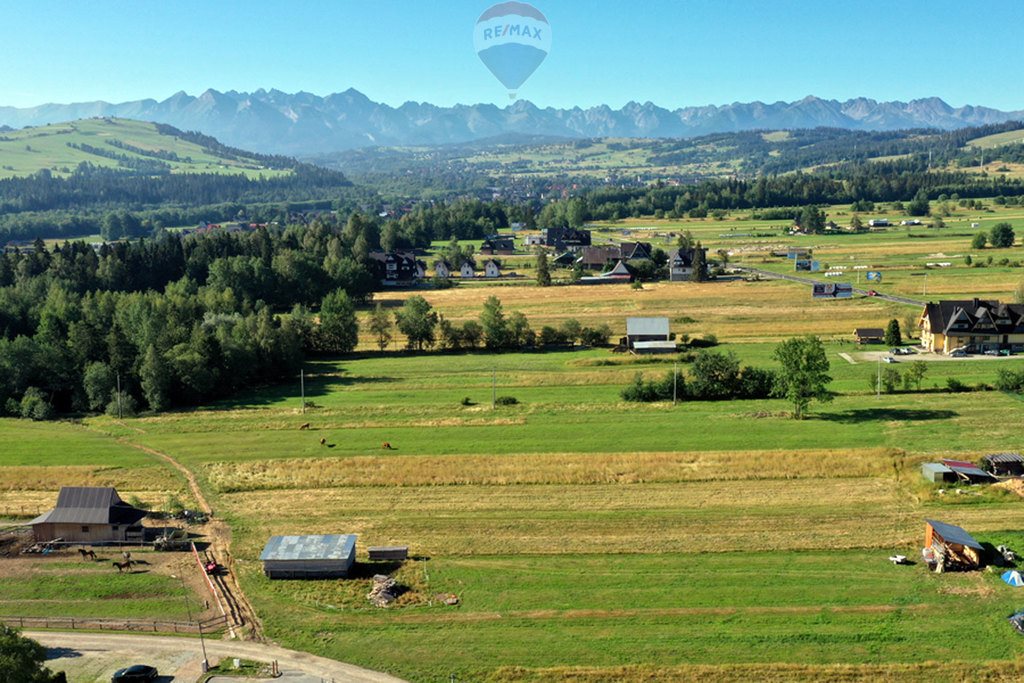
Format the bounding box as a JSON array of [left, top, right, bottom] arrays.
[[6, 217, 1024, 680], [0, 118, 291, 179]]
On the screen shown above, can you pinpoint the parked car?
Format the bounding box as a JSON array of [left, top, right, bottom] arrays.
[[1000, 349, 1013, 356], [882, 356, 897, 363], [951, 348, 968, 357], [111, 665, 158, 682], [983, 349, 1000, 356]]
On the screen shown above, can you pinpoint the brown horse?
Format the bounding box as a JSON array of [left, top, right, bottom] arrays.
[[77, 548, 96, 561], [320, 437, 326, 446], [381, 442, 394, 450], [299, 422, 311, 430], [113, 560, 133, 573]]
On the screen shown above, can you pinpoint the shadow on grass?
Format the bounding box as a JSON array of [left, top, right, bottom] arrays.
[[350, 560, 405, 579], [815, 408, 958, 423], [44, 646, 82, 660]]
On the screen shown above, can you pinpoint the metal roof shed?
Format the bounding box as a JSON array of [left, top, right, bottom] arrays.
[[982, 453, 1024, 476], [920, 462, 955, 483], [259, 534, 357, 579], [924, 519, 984, 571]]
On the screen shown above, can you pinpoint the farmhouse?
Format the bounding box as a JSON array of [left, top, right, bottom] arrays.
[[259, 534, 357, 579], [479, 237, 515, 255], [543, 227, 591, 251], [433, 259, 453, 279], [668, 245, 707, 281], [578, 242, 653, 270], [484, 259, 502, 278], [919, 299, 1024, 354], [460, 262, 475, 278], [30, 486, 146, 544], [981, 453, 1024, 477], [368, 251, 425, 285], [623, 317, 674, 353], [923, 519, 984, 571], [854, 328, 885, 344]]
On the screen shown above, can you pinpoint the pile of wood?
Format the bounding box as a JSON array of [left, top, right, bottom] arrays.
[[367, 574, 401, 607]]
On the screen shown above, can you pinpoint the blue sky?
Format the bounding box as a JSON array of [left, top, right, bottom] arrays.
[[2, 0, 1022, 109]]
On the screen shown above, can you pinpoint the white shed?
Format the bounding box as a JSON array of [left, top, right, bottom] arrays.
[[484, 260, 501, 278]]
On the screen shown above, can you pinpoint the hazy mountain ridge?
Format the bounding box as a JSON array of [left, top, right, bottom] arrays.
[[1, 89, 1021, 156]]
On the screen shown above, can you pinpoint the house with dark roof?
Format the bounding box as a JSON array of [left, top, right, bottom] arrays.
[[920, 299, 1024, 354], [368, 251, 425, 285], [854, 328, 886, 344], [30, 487, 147, 543], [479, 237, 515, 255], [578, 242, 654, 270], [543, 227, 591, 251], [669, 246, 707, 282], [433, 259, 453, 280]]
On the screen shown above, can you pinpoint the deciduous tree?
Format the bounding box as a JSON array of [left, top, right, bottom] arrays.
[[773, 336, 833, 419]]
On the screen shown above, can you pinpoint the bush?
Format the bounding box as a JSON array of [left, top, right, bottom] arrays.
[[104, 391, 138, 417], [494, 396, 519, 406], [995, 368, 1024, 393], [945, 377, 970, 393], [19, 387, 53, 421], [621, 371, 678, 402]]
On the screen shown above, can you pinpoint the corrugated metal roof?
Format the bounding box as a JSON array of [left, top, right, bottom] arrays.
[[921, 463, 953, 474], [926, 519, 984, 550], [947, 465, 997, 481], [632, 341, 677, 350], [30, 486, 145, 526], [626, 317, 670, 337], [259, 534, 356, 561], [984, 453, 1024, 464]]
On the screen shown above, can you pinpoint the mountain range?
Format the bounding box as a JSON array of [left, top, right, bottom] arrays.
[[1, 89, 1021, 157]]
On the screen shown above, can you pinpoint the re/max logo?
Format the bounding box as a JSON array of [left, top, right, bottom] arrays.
[[482, 24, 543, 41]]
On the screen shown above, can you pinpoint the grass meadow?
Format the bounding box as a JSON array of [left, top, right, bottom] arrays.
[[6, 216, 1024, 680]]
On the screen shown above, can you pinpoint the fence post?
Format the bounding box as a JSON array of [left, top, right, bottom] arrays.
[[70, 618, 74, 630]]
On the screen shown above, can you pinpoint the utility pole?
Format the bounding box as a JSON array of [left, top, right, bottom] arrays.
[[876, 355, 881, 398], [492, 368, 496, 409], [300, 368, 305, 414], [923, 272, 927, 297], [116, 373, 122, 419], [672, 362, 678, 405]]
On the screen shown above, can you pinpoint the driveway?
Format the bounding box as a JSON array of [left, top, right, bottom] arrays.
[[28, 631, 407, 683]]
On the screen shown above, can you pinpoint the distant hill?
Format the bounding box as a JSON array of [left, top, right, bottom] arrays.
[[1, 89, 1022, 156], [0, 117, 295, 179]]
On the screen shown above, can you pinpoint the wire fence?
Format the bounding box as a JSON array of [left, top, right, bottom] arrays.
[[0, 614, 228, 634]]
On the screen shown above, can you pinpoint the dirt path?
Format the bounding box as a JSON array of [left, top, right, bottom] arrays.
[[28, 631, 407, 683], [110, 430, 263, 641]]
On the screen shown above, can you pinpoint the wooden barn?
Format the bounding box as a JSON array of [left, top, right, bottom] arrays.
[[981, 452, 1024, 477], [259, 534, 357, 579], [924, 519, 984, 572], [29, 486, 147, 544]]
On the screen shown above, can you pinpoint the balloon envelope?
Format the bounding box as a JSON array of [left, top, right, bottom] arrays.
[[474, 2, 551, 92]]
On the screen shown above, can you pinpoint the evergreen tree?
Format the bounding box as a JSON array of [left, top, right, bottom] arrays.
[[535, 250, 551, 287], [480, 296, 511, 350], [884, 319, 902, 347], [691, 243, 708, 282]]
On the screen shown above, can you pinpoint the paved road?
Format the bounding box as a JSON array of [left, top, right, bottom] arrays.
[[735, 266, 925, 307], [29, 631, 407, 683]]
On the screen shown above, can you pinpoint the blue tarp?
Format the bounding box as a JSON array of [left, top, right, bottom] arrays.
[[1003, 570, 1024, 587]]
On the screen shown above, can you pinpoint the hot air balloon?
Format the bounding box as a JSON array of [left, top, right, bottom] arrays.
[[473, 2, 551, 99]]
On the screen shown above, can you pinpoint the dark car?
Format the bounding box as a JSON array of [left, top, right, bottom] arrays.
[[111, 665, 158, 682]]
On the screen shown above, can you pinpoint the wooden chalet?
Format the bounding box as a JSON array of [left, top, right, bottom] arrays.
[[854, 328, 885, 344], [920, 299, 1024, 354]]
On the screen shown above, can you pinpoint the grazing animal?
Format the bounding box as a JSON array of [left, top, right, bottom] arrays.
[[113, 560, 133, 573], [381, 442, 394, 450], [122, 551, 132, 562], [299, 422, 311, 430], [320, 437, 326, 446], [77, 548, 96, 561]]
